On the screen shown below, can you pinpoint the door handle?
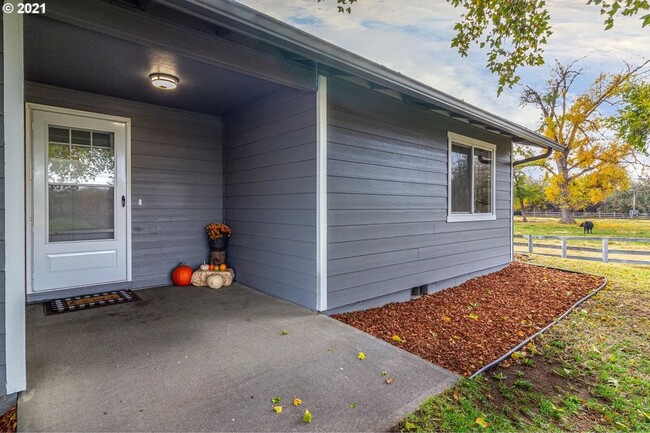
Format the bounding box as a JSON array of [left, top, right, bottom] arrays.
[[122, 195, 126, 207]]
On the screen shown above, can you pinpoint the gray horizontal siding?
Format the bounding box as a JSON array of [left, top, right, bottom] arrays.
[[26, 83, 223, 289], [224, 89, 318, 309], [0, 15, 6, 394], [327, 79, 512, 310]]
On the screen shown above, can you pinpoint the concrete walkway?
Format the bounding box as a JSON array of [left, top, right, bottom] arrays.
[[19, 284, 459, 432]]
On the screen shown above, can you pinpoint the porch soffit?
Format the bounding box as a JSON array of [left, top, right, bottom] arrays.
[[24, 0, 318, 116]]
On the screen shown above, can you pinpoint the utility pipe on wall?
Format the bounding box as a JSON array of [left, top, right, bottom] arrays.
[[512, 145, 553, 167]]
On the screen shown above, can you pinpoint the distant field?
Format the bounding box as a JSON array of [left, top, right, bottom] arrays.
[[514, 217, 650, 263], [514, 217, 650, 238]]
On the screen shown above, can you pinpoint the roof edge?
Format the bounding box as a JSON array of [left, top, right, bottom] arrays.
[[159, 0, 564, 151]]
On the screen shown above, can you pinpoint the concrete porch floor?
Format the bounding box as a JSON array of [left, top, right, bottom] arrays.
[[19, 284, 459, 432]]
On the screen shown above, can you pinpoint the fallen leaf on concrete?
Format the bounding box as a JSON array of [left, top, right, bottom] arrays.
[[380, 371, 388, 376], [293, 398, 302, 406], [271, 397, 281, 404], [349, 402, 357, 409], [303, 410, 312, 423], [279, 330, 288, 335], [386, 378, 394, 384], [357, 352, 366, 360], [273, 406, 282, 414]]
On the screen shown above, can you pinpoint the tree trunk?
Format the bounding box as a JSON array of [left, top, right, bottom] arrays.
[[559, 206, 575, 224], [556, 152, 576, 224], [520, 205, 528, 222]]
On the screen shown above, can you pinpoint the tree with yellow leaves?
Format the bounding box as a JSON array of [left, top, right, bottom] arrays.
[[521, 60, 649, 223]]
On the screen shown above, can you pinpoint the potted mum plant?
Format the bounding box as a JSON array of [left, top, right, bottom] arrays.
[[206, 222, 232, 251]]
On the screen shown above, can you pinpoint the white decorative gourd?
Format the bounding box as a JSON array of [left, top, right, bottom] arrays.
[[207, 274, 224, 289], [200, 264, 210, 271]]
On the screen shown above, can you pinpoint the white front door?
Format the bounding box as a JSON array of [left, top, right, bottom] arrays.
[[30, 106, 130, 293]]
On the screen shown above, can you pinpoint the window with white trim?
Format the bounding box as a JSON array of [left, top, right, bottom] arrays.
[[447, 132, 496, 222]]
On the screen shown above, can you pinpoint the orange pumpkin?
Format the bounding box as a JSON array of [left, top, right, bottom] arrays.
[[219, 264, 227, 271], [209, 264, 215, 271], [172, 263, 193, 286]]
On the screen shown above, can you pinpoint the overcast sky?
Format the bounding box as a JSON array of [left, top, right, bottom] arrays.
[[236, 0, 649, 132]]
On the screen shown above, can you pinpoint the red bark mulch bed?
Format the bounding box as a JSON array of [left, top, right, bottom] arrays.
[[333, 262, 605, 376], [0, 407, 17, 433]]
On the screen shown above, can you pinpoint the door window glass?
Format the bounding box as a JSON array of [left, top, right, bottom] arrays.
[[47, 125, 116, 242]]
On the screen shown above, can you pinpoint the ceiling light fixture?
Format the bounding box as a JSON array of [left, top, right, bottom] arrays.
[[149, 73, 179, 90]]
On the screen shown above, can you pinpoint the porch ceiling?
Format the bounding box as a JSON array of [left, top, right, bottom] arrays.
[[24, 15, 288, 116]]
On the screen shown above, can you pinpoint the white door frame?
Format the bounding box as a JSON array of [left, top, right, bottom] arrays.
[[25, 103, 133, 295]]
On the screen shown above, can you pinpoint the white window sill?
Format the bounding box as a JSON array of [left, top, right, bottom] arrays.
[[447, 213, 497, 223]]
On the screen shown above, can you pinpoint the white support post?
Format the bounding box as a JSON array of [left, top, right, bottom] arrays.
[[315, 75, 328, 312], [509, 141, 514, 263], [528, 235, 534, 254], [602, 239, 609, 263], [4, 7, 27, 394], [561, 237, 568, 258]]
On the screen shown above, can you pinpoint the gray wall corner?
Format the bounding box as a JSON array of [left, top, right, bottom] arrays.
[[223, 88, 319, 309], [0, 393, 16, 417]]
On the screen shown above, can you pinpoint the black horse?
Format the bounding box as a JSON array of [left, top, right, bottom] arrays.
[[579, 221, 594, 234]]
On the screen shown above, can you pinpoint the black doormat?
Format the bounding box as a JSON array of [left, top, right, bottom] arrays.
[[44, 290, 142, 316]]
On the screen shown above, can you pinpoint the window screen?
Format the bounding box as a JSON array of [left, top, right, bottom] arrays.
[[451, 144, 472, 213]]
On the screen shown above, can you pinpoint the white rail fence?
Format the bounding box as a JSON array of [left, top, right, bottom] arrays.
[[514, 235, 650, 265], [527, 210, 650, 219]]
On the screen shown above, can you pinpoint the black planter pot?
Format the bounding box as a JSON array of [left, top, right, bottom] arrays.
[[209, 237, 229, 251]]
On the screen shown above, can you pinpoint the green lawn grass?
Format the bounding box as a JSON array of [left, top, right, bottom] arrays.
[[399, 256, 650, 432], [514, 217, 650, 238]]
